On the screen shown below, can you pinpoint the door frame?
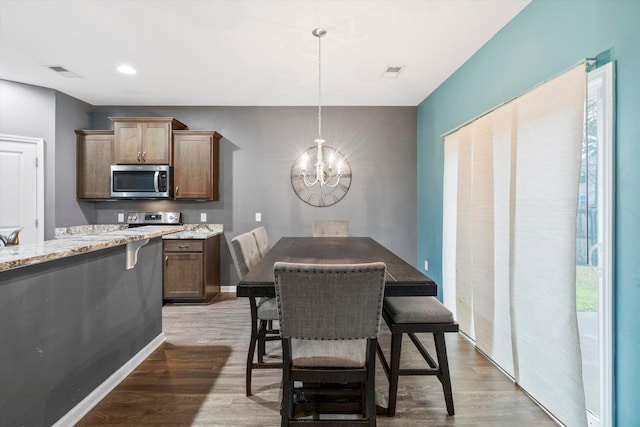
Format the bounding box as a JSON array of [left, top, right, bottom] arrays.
[[0, 134, 45, 243], [584, 62, 614, 427]]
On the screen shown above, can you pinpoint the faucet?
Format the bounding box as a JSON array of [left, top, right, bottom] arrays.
[[0, 227, 23, 246]]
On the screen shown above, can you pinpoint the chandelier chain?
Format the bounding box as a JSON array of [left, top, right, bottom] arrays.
[[317, 31, 322, 139]]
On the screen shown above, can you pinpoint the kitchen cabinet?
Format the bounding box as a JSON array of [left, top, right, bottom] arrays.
[[163, 235, 220, 302], [75, 130, 114, 199], [111, 117, 187, 164], [172, 130, 223, 200]]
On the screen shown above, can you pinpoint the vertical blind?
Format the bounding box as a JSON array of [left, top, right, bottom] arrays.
[[442, 64, 587, 426]]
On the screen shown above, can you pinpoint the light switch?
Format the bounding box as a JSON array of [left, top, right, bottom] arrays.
[[424, 260, 429, 271], [200, 212, 207, 222], [255, 212, 262, 222], [118, 213, 124, 223]]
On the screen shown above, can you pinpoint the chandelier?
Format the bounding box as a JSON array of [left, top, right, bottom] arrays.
[[290, 28, 352, 207]]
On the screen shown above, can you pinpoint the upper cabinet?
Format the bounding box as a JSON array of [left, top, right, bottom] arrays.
[[75, 118, 222, 201], [76, 130, 114, 199], [173, 130, 223, 200], [111, 117, 187, 164]]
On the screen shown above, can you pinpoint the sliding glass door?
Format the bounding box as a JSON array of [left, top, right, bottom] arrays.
[[576, 62, 614, 427]]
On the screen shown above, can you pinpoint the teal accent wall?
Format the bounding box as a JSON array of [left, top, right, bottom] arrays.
[[416, 1, 640, 425]]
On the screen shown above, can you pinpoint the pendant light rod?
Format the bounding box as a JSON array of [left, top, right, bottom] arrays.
[[313, 28, 326, 140]]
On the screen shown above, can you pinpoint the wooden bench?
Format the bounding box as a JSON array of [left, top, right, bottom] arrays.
[[376, 296, 459, 416]]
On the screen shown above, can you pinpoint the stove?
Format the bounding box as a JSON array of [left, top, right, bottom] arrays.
[[126, 211, 182, 227]]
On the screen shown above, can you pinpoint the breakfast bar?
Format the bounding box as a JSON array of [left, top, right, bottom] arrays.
[[0, 225, 183, 426]]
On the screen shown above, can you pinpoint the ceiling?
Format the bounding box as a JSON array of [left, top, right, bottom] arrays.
[[0, 0, 529, 106]]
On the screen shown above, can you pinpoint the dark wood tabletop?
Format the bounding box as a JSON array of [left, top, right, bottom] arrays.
[[236, 237, 437, 298]]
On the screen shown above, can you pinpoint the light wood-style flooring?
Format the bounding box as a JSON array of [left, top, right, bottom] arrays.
[[77, 293, 557, 426]]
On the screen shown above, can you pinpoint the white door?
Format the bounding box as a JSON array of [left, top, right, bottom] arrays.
[[0, 134, 44, 245]]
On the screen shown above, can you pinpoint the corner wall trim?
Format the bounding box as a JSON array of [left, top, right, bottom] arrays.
[[52, 333, 166, 427]]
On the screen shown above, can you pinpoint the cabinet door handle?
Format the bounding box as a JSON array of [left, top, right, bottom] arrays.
[[142, 151, 146, 162], [137, 151, 141, 162], [175, 186, 179, 195], [164, 255, 168, 266]]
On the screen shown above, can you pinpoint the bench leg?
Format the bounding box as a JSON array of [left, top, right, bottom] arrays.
[[434, 331, 455, 415], [387, 331, 403, 416]]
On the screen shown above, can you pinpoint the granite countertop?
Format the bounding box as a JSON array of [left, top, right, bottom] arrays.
[[0, 225, 186, 272], [162, 224, 223, 239]]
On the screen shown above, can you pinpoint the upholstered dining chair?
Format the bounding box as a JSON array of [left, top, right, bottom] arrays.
[[250, 225, 276, 355], [312, 220, 349, 237], [274, 261, 386, 426], [231, 232, 281, 396], [250, 225, 270, 258]]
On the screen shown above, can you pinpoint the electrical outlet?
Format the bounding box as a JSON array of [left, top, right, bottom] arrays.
[[424, 260, 429, 271], [255, 212, 262, 222], [200, 212, 207, 222], [117, 213, 124, 223]]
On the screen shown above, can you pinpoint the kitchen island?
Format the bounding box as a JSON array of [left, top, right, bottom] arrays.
[[0, 225, 185, 426]]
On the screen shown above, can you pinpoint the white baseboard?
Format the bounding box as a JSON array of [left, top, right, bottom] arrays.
[[52, 333, 166, 427], [221, 285, 236, 293]]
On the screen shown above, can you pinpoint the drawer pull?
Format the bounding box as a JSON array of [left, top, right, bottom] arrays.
[[178, 244, 189, 249]]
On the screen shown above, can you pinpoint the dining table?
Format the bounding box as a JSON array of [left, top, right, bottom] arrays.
[[236, 236, 437, 298], [236, 236, 437, 417]]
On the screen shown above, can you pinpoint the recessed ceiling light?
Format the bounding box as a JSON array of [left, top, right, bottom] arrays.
[[382, 66, 404, 78], [117, 65, 136, 75]]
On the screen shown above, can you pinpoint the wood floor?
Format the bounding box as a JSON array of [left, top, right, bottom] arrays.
[[77, 293, 557, 426]]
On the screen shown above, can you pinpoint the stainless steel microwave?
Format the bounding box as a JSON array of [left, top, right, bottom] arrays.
[[110, 165, 173, 199]]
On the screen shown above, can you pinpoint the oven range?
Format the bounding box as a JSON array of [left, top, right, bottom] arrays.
[[126, 211, 182, 228]]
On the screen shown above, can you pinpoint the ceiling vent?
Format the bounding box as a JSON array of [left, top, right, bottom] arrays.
[[45, 65, 82, 78], [382, 66, 404, 78]]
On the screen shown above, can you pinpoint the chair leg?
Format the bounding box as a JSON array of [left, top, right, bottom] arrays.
[[366, 339, 377, 427], [434, 331, 455, 416], [246, 297, 259, 397], [387, 331, 403, 416], [257, 320, 267, 363], [281, 339, 293, 427]]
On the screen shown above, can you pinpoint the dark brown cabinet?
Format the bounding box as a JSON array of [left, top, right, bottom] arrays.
[[75, 117, 223, 200], [163, 235, 220, 302], [111, 117, 187, 164], [172, 130, 222, 200], [75, 130, 114, 199]]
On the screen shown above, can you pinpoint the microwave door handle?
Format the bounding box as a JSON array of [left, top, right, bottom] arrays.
[[154, 171, 160, 192]]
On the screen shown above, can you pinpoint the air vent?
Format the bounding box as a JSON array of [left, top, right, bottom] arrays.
[[45, 65, 82, 78], [382, 65, 404, 78]]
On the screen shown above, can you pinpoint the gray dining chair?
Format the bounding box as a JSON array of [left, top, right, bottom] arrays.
[[250, 225, 270, 258], [231, 232, 281, 396], [376, 296, 459, 416], [312, 220, 349, 237], [274, 261, 386, 426]]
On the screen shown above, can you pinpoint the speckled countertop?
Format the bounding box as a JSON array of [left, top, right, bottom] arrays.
[[0, 223, 224, 272], [0, 225, 185, 272], [162, 224, 223, 239]]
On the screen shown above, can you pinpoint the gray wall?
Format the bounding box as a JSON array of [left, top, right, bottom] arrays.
[[90, 106, 418, 287], [0, 80, 94, 238], [55, 91, 94, 226], [1, 79, 419, 287]]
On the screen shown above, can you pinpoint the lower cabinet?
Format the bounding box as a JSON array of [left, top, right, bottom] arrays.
[[163, 235, 220, 302]]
